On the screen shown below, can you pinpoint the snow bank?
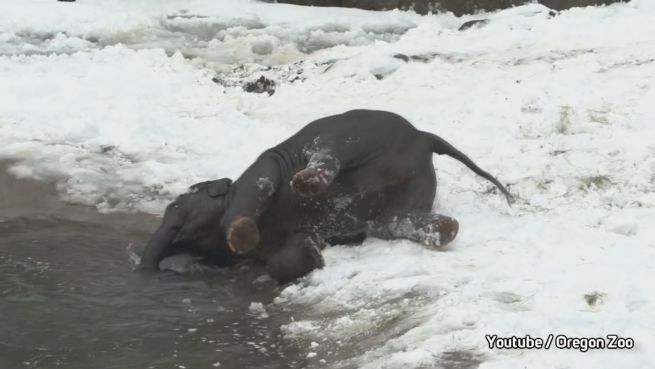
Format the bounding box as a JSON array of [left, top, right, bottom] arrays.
[[0, 0, 419, 65], [0, 45, 290, 213]]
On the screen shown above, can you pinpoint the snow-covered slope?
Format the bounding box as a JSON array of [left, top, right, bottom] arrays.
[[1, 0, 653, 368]]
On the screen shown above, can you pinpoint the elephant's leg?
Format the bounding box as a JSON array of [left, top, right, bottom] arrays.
[[222, 155, 282, 255], [266, 233, 326, 284], [291, 142, 341, 198], [369, 213, 459, 248]]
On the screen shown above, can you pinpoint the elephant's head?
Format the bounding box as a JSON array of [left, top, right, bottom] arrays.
[[139, 178, 234, 270]]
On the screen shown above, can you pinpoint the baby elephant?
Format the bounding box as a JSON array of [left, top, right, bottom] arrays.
[[140, 110, 513, 283]]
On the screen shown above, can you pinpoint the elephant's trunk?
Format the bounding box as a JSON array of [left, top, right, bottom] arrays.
[[139, 225, 179, 270]]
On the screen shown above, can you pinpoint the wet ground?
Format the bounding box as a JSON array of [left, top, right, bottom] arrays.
[[0, 163, 306, 369]]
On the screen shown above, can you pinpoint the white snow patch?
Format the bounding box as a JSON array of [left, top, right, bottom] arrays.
[[248, 302, 270, 319], [0, 45, 289, 213]]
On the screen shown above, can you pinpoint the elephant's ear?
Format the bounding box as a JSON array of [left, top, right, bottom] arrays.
[[189, 181, 210, 192], [188, 178, 232, 197], [207, 178, 232, 198]]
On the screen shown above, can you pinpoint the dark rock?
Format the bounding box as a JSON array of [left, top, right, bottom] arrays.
[[458, 19, 490, 31], [243, 75, 276, 96], [393, 53, 433, 63], [393, 53, 410, 62], [342, 0, 400, 11], [392, 52, 464, 64], [539, 0, 627, 10], [276, 0, 630, 16], [410, 53, 437, 63]]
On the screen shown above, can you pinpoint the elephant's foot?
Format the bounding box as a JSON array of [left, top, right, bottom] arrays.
[[227, 217, 260, 254], [290, 168, 330, 197], [370, 213, 459, 248], [420, 216, 459, 248], [266, 233, 326, 284]]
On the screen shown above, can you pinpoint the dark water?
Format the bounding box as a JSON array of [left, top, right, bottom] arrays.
[[0, 165, 483, 369], [0, 166, 304, 369]]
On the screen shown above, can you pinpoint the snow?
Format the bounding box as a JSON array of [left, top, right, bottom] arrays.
[[1, 0, 654, 368], [248, 302, 270, 319]]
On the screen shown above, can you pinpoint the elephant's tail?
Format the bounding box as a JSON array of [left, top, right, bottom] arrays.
[[422, 131, 515, 206]]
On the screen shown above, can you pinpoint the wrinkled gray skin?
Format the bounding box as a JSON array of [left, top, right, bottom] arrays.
[[140, 110, 513, 283]]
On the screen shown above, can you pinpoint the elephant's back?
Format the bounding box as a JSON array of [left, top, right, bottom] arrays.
[[297, 109, 419, 144]]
